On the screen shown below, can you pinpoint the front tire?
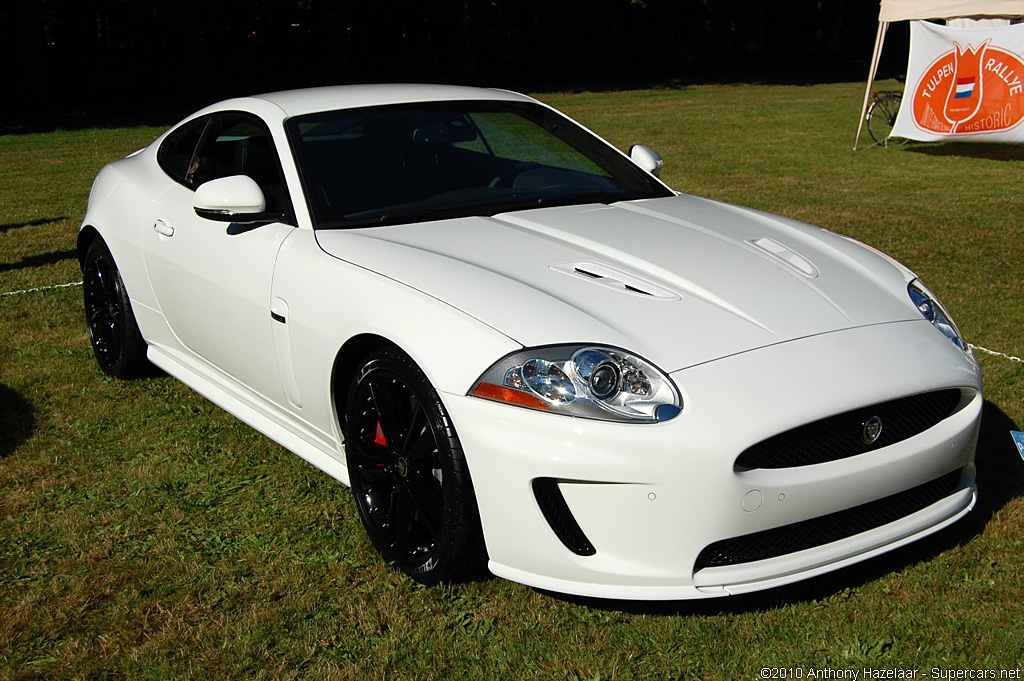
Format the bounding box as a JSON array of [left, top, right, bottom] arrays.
[[82, 239, 149, 378], [344, 347, 486, 584]]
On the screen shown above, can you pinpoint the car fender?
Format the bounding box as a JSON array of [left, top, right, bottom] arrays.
[[80, 149, 169, 319], [269, 228, 522, 440]]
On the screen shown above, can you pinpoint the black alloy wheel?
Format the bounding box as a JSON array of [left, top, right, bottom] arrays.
[[344, 347, 485, 584], [82, 240, 148, 378]]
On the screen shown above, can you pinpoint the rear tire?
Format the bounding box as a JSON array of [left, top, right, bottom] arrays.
[[867, 92, 908, 147], [344, 346, 486, 584], [82, 239, 149, 378]]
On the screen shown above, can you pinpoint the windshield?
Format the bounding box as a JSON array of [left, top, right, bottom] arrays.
[[285, 100, 673, 229]]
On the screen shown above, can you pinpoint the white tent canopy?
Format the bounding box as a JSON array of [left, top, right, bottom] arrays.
[[854, 0, 1024, 148], [880, 0, 1024, 21]]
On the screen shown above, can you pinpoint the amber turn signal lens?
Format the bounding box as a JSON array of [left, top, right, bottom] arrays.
[[471, 382, 550, 410]]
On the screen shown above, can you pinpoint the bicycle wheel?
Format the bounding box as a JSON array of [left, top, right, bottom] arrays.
[[867, 92, 907, 146]]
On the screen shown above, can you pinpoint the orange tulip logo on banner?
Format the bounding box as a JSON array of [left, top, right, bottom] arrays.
[[893, 22, 1024, 142]]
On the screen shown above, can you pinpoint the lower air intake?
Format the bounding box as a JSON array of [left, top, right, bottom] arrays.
[[694, 468, 964, 571]]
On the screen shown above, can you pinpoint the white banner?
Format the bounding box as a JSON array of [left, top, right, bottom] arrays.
[[892, 21, 1024, 142]]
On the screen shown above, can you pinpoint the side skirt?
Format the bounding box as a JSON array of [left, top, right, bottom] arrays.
[[147, 345, 350, 486]]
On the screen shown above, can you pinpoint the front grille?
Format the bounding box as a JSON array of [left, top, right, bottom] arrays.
[[693, 468, 963, 571], [735, 389, 963, 470]]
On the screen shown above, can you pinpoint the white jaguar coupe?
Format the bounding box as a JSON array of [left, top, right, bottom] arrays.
[[80, 84, 983, 600]]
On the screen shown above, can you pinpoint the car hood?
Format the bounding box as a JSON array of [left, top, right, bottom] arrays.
[[314, 195, 917, 372]]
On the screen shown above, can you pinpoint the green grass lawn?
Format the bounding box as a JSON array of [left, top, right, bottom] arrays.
[[1, 82, 1022, 680]]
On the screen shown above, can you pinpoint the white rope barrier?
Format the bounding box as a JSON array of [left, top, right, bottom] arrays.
[[969, 344, 1024, 364], [2, 280, 1021, 365], [1, 280, 83, 297]]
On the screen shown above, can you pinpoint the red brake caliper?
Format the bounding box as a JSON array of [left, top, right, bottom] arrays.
[[373, 421, 388, 446]]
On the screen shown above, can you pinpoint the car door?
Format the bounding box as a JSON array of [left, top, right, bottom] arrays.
[[143, 112, 296, 406]]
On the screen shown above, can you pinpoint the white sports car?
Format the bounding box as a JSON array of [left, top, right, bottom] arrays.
[[80, 85, 983, 600]]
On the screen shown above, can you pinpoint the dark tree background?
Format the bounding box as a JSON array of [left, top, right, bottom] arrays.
[[1, 0, 908, 130]]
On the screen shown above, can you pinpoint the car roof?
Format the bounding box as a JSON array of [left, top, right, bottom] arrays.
[[208, 84, 537, 120]]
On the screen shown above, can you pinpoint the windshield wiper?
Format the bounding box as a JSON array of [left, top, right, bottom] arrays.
[[477, 190, 635, 215], [319, 207, 468, 230], [314, 190, 640, 230]]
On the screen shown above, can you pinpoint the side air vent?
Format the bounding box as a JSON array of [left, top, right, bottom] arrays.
[[533, 478, 596, 556], [551, 261, 680, 300]]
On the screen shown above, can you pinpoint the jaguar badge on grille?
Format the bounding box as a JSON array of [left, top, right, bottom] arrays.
[[862, 416, 883, 445]]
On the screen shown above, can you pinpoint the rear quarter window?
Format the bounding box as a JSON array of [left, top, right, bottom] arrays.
[[157, 118, 208, 183]]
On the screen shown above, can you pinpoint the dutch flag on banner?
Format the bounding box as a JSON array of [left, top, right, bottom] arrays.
[[955, 77, 977, 99]]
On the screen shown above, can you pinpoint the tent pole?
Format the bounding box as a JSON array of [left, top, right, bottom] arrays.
[[854, 21, 890, 150]]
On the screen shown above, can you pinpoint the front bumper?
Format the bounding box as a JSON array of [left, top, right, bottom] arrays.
[[443, 321, 983, 600]]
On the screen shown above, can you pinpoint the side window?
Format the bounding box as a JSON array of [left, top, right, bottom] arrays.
[[186, 113, 290, 216], [157, 117, 208, 183]]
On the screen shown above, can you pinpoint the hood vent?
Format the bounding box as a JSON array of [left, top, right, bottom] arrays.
[[551, 261, 681, 300], [746, 237, 819, 278]]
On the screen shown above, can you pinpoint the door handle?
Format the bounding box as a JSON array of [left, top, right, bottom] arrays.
[[153, 220, 174, 237]]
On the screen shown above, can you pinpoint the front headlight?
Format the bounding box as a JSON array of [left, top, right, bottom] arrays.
[[908, 279, 966, 351], [470, 344, 681, 423]]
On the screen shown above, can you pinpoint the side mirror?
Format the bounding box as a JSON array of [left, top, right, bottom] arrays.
[[193, 175, 279, 223], [629, 144, 664, 177]]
